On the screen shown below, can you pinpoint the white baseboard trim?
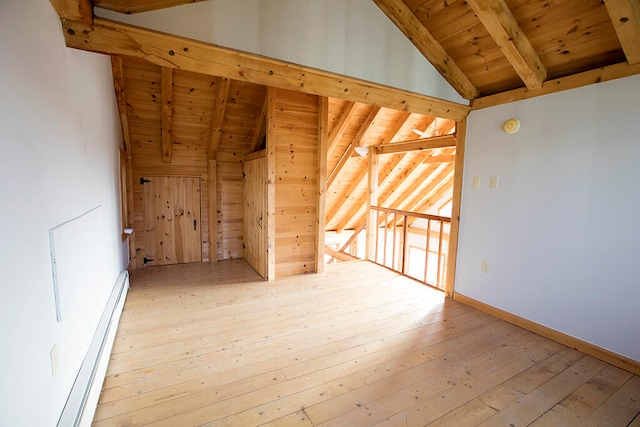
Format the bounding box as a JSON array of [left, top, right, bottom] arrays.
[[57, 271, 130, 427]]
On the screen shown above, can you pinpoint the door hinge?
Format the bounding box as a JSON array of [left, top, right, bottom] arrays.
[[143, 257, 154, 264], [140, 177, 152, 185]]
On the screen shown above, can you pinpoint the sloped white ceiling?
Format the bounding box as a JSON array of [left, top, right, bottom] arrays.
[[95, 0, 466, 104]]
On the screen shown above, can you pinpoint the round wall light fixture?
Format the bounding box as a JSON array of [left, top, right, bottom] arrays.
[[503, 118, 521, 134]]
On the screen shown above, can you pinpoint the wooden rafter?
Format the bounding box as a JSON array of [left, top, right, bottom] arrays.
[[467, 0, 547, 89], [404, 164, 455, 214], [249, 97, 267, 153], [385, 163, 442, 210], [378, 111, 412, 145], [93, 0, 210, 14], [110, 56, 131, 154], [49, 0, 92, 23], [161, 67, 173, 163], [372, 0, 480, 100], [327, 106, 382, 190], [376, 134, 456, 155], [327, 101, 357, 160], [208, 77, 230, 160], [423, 154, 455, 164], [325, 165, 368, 226], [604, 0, 640, 65], [61, 18, 470, 120], [324, 246, 360, 262], [472, 61, 640, 109]]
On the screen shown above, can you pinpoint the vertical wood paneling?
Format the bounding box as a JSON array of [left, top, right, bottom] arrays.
[[243, 155, 267, 278], [272, 88, 320, 277]]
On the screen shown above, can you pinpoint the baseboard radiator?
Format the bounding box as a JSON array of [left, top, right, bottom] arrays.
[[57, 271, 129, 427]]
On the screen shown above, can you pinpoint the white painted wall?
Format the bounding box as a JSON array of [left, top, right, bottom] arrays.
[[95, 0, 465, 104], [0, 0, 125, 425], [457, 75, 640, 361]]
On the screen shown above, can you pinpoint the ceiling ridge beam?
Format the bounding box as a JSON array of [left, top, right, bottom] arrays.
[[604, 0, 640, 65], [373, 0, 480, 100], [208, 77, 231, 160], [472, 61, 640, 109], [61, 17, 470, 121], [466, 0, 547, 89], [161, 67, 173, 163]]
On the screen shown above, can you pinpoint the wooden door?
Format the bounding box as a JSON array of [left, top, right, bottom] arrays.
[[142, 176, 202, 266], [243, 156, 268, 278]]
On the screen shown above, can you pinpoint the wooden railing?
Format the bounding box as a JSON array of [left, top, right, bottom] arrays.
[[370, 206, 451, 290]]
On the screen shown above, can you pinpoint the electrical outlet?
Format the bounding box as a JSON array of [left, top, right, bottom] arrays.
[[50, 344, 59, 377], [489, 176, 499, 189], [472, 176, 481, 189], [481, 259, 490, 273]]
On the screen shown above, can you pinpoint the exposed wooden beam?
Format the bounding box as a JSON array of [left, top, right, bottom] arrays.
[[326, 106, 382, 190], [604, 0, 640, 65], [401, 164, 454, 214], [208, 77, 230, 160], [49, 0, 92, 23], [249, 97, 267, 153], [61, 17, 470, 121], [378, 111, 412, 145], [423, 154, 455, 164], [327, 101, 357, 160], [467, 0, 547, 89], [445, 118, 467, 298], [355, 106, 383, 146], [93, 0, 210, 14], [324, 246, 361, 262], [376, 134, 456, 155], [472, 61, 640, 109], [266, 87, 277, 280], [386, 163, 441, 211], [316, 96, 329, 274], [373, 0, 480, 100], [326, 144, 356, 190], [325, 165, 368, 226], [365, 150, 379, 261], [161, 67, 173, 163], [208, 159, 217, 262], [110, 56, 131, 154]]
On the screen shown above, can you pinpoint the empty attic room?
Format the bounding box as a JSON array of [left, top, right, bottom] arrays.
[[3, 0, 639, 426]]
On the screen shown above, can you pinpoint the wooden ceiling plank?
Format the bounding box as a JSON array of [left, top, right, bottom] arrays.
[[61, 18, 470, 121], [385, 163, 440, 211], [49, 0, 92, 23], [110, 56, 132, 154], [161, 66, 173, 163], [326, 144, 356, 190], [423, 154, 455, 164], [249, 97, 268, 153], [327, 106, 383, 190], [403, 165, 455, 214], [208, 77, 231, 160], [327, 101, 358, 160], [466, 0, 547, 89], [604, 0, 640, 64], [326, 167, 368, 226], [376, 134, 456, 155], [93, 0, 210, 14], [355, 106, 383, 146], [379, 111, 412, 146], [472, 61, 640, 109], [372, 0, 480, 100]]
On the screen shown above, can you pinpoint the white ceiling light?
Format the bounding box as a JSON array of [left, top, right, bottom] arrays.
[[503, 118, 521, 134], [354, 146, 369, 157]]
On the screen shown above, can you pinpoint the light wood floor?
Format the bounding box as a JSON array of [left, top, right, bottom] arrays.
[[93, 260, 640, 426]]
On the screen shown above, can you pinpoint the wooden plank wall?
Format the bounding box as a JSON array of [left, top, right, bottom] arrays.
[[123, 58, 266, 268], [125, 60, 212, 268], [271, 89, 320, 276]]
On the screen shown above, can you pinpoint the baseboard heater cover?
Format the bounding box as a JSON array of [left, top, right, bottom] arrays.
[[57, 271, 129, 427]]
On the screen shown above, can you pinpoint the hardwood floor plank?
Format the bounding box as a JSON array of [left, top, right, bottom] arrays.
[[92, 260, 640, 426], [477, 355, 609, 426], [581, 375, 640, 427]]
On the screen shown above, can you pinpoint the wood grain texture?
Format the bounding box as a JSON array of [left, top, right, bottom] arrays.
[[92, 260, 640, 425], [60, 17, 470, 120]]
